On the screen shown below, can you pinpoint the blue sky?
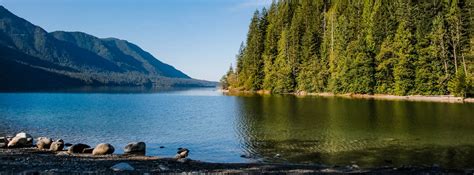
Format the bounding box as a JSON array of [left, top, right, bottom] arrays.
[[0, 0, 271, 81]]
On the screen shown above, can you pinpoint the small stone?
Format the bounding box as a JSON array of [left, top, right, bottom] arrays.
[[110, 162, 135, 171], [158, 164, 169, 171], [68, 143, 90, 154], [124, 142, 146, 155], [92, 143, 114, 155], [36, 137, 53, 149]]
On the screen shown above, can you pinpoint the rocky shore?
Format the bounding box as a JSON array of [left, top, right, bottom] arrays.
[[0, 132, 472, 174], [222, 89, 474, 103]]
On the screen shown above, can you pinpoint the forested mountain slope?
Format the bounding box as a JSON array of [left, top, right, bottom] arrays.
[[0, 6, 214, 91], [222, 0, 473, 97]]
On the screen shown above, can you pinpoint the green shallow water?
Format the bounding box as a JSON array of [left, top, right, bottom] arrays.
[[0, 88, 473, 168]]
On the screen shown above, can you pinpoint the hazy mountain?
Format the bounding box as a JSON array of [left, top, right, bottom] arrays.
[[0, 6, 214, 91]]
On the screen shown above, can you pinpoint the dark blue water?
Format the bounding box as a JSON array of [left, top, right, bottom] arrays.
[[1, 88, 474, 168]]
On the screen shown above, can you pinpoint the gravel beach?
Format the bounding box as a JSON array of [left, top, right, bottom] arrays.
[[0, 147, 471, 174]]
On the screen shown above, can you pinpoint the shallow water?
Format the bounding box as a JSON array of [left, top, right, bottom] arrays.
[[0, 88, 473, 168]]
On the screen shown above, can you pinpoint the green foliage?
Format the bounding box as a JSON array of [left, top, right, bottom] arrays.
[[229, 0, 474, 96], [448, 70, 470, 97]]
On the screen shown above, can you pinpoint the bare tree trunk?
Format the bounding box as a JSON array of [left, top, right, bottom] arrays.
[[462, 53, 468, 77], [454, 45, 458, 73]]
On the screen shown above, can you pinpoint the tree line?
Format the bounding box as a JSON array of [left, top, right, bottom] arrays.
[[221, 0, 474, 97]]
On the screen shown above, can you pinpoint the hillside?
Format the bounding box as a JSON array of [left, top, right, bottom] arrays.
[[221, 0, 473, 97], [0, 6, 214, 91]]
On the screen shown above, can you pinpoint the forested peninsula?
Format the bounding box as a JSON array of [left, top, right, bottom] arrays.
[[221, 0, 474, 97]]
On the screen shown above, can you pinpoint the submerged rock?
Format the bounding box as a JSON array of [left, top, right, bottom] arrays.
[[92, 143, 114, 155], [36, 137, 53, 149], [50, 140, 65, 151], [110, 162, 135, 171], [68, 143, 90, 154], [124, 142, 146, 155]]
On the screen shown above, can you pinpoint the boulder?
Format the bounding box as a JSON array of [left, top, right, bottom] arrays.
[[49, 140, 65, 151], [7, 132, 33, 148], [92, 143, 115, 155], [16, 132, 33, 145], [175, 148, 189, 159], [0, 137, 8, 148], [36, 137, 53, 149], [110, 162, 135, 171], [67, 143, 90, 154], [124, 142, 146, 155], [82, 148, 94, 154]]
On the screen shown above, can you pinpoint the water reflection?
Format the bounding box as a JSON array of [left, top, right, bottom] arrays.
[[234, 94, 474, 168]]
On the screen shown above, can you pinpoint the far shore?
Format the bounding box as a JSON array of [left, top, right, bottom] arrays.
[[221, 88, 474, 103]]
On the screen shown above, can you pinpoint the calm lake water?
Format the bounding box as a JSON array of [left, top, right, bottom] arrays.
[[1, 88, 474, 168]]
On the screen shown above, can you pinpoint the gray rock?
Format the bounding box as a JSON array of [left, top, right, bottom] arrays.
[[124, 142, 146, 155], [0, 137, 8, 148], [110, 162, 135, 171], [67, 143, 90, 154], [82, 148, 94, 154], [92, 143, 114, 155], [7, 132, 33, 148], [36, 137, 53, 149], [50, 140, 65, 151]]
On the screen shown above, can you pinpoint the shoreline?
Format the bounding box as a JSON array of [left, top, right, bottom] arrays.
[[221, 89, 474, 103], [0, 147, 469, 174]]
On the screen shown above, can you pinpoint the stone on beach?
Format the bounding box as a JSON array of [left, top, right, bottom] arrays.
[[124, 142, 146, 155], [68, 143, 91, 154], [82, 148, 94, 154], [50, 139, 65, 151], [36, 137, 53, 149], [0, 137, 8, 148], [110, 162, 135, 171], [92, 143, 115, 155], [7, 132, 33, 148], [175, 148, 189, 159]]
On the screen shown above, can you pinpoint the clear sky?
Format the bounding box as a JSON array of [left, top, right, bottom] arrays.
[[0, 0, 271, 81]]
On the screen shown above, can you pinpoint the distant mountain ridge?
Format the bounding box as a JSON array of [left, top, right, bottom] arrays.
[[0, 6, 214, 91]]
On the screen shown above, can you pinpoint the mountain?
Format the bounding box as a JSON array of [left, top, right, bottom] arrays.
[[0, 6, 214, 91]]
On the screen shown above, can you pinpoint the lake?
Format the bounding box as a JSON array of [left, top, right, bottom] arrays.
[[0, 88, 474, 168]]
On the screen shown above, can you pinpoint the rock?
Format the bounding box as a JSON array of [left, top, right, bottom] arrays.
[[175, 148, 189, 159], [124, 142, 146, 155], [0, 137, 8, 148], [158, 164, 169, 171], [110, 162, 135, 171], [36, 137, 53, 149], [82, 148, 94, 154], [16, 132, 33, 144], [92, 143, 115, 155], [7, 132, 33, 148], [67, 143, 90, 154], [50, 140, 65, 151]]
